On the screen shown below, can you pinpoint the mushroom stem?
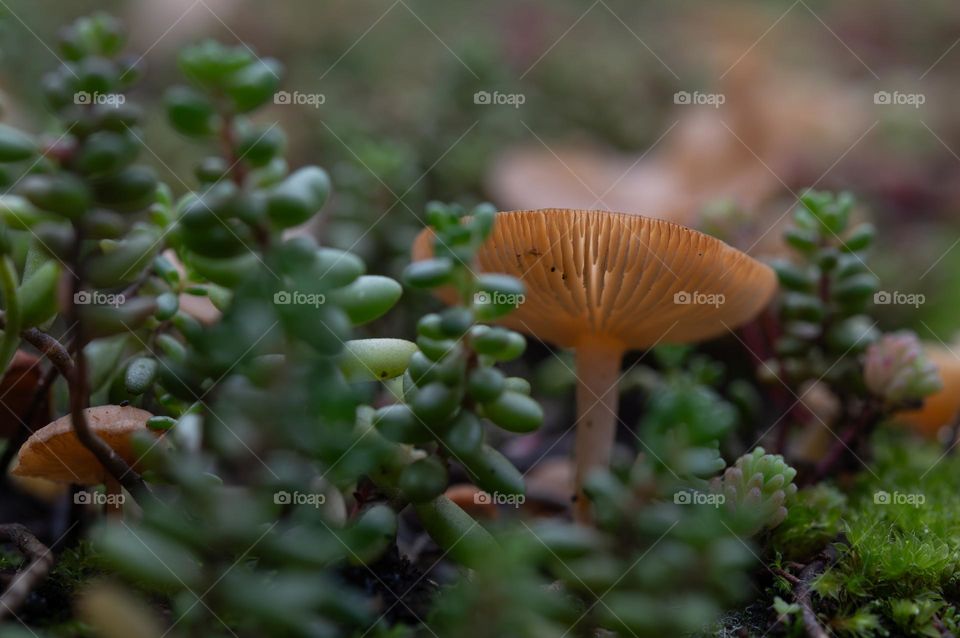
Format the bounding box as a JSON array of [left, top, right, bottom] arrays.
[[573, 340, 624, 523], [104, 475, 123, 519]]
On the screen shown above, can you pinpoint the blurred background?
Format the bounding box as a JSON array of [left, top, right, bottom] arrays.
[[0, 0, 958, 337]]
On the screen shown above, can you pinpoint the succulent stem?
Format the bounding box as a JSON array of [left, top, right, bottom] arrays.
[[573, 339, 623, 523]]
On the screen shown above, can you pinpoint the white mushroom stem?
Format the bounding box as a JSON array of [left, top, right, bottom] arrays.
[[573, 339, 624, 523], [104, 476, 123, 519]]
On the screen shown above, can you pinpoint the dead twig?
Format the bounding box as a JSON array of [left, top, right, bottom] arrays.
[[794, 560, 829, 638], [773, 567, 801, 585], [0, 524, 54, 619]]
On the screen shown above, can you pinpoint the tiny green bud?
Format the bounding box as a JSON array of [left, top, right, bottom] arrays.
[[832, 273, 879, 304], [146, 416, 177, 432], [482, 391, 543, 433], [0, 124, 37, 162], [373, 404, 431, 444], [404, 258, 454, 289], [167, 87, 219, 138], [125, 357, 159, 395], [467, 367, 505, 403], [154, 292, 180, 321], [410, 381, 459, 426], [399, 457, 448, 503], [417, 313, 444, 339], [441, 411, 483, 458], [770, 259, 814, 292], [842, 223, 875, 253], [438, 307, 473, 337]]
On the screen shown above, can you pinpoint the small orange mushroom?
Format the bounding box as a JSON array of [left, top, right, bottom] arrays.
[[0, 351, 48, 440], [415, 209, 777, 521], [11, 405, 158, 515], [897, 347, 960, 438]]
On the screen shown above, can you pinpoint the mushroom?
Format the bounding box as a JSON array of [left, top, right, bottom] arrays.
[[898, 346, 960, 438], [0, 351, 48, 440], [11, 405, 158, 515], [414, 209, 776, 521], [487, 35, 870, 256]]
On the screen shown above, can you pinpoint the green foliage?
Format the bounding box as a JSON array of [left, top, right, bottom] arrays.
[[568, 461, 757, 637], [389, 200, 541, 513], [771, 484, 848, 561], [711, 447, 798, 536], [771, 190, 880, 389], [767, 430, 960, 636], [636, 369, 734, 480], [429, 532, 573, 638], [1, 11, 956, 638]]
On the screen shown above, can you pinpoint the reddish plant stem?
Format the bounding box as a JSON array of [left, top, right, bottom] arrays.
[[65, 230, 151, 502], [810, 401, 880, 483], [742, 309, 810, 454], [20, 328, 75, 378], [219, 110, 247, 187]]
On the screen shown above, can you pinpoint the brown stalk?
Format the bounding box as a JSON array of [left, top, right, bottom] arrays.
[[0, 523, 54, 619], [794, 560, 829, 638], [67, 295, 150, 502]]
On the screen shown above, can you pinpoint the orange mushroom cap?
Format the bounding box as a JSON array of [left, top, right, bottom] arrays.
[[413, 209, 777, 350], [11, 405, 157, 484], [0, 351, 47, 439], [898, 347, 960, 438]]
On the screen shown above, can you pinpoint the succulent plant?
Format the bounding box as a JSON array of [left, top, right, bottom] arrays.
[[637, 371, 736, 482], [864, 331, 942, 406], [393, 201, 543, 560], [550, 458, 758, 637], [2, 10, 958, 638], [710, 447, 798, 535], [770, 190, 880, 388]]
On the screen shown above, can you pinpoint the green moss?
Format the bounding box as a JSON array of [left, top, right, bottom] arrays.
[[768, 429, 960, 635]]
